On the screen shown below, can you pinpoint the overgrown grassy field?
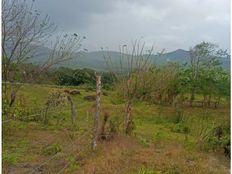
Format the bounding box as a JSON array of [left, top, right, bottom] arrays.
[[2, 84, 230, 174]]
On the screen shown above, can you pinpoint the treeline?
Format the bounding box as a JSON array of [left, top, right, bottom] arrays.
[[126, 62, 230, 107], [115, 42, 230, 108], [7, 64, 116, 89], [54, 67, 116, 89], [4, 42, 230, 107]]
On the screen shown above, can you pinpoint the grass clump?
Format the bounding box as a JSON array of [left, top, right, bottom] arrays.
[[66, 155, 80, 171], [133, 167, 161, 174], [171, 123, 190, 134], [42, 143, 62, 156], [2, 151, 19, 165]]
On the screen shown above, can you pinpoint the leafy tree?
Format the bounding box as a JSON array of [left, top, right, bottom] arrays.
[[188, 42, 228, 106]]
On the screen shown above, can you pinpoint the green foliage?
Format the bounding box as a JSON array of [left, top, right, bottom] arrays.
[[135, 167, 161, 174], [57, 67, 95, 86], [109, 116, 121, 134], [42, 143, 62, 156], [66, 155, 80, 171], [171, 123, 190, 134], [206, 124, 230, 150], [2, 84, 230, 173], [2, 151, 19, 165], [2, 93, 30, 120], [137, 136, 151, 147], [56, 67, 116, 88], [113, 42, 230, 107]]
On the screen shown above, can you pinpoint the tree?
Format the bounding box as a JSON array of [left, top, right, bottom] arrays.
[[188, 42, 227, 106], [2, 0, 84, 118], [105, 41, 153, 134]]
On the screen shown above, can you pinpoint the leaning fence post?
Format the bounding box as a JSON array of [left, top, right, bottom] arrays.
[[93, 74, 101, 149]]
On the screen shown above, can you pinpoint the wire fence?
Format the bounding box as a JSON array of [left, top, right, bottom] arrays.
[[2, 107, 75, 124], [3, 106, 94, 174], [26, 128, 93, 174]]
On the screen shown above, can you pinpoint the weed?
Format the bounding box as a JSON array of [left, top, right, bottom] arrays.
[[109, 116, 121, 134], [137, 136, 151, 147], [66, 155, 80, 171], [134, 167, 161, 174], [171, 123, 190, 134], [2, 151, 18, 165], [42, 143, 62, 156]]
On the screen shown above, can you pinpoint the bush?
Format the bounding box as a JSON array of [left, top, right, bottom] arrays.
[[205, 124, 230, 155]]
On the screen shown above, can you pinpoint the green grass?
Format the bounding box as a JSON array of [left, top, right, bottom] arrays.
[[2, 84, 230, 174], [132, 167, 161, 174], [41, 143, 62, 156], [2, 151, 19, 165]]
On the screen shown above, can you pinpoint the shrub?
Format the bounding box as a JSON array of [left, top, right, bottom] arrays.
[[205, 124, 230, 155]]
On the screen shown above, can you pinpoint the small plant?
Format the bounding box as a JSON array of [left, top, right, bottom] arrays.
[[171, 123, 190, 134], [42, 143, 62, 156], [137, 136, 150, 147], [109, 116, 121, 134], [66, 155, 80, 171], [136, 167, 161, 174], [171, 109, 184, 124], [126, 119, 136, 135], [102, 90, 108, 96], [2, 151, 18, 165]]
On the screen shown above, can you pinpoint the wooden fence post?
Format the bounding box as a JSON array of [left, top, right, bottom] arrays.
[[93, 74, 101, 149]]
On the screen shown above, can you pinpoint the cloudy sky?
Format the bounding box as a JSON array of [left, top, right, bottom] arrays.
[[34, 0, 230, 53]]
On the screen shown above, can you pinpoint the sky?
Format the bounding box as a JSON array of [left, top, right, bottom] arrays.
[[33, 0, 230, 53]]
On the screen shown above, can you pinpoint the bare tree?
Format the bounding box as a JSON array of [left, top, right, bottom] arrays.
[[2, 0, 84, 118], [104, 41, 153, 134]]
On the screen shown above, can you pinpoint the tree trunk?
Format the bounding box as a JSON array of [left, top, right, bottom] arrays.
[[93, 75, 101, 149]]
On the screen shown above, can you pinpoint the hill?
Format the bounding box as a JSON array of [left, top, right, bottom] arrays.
[[29, 46, 230, 70]]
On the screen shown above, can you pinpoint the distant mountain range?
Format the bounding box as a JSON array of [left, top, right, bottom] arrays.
[[29, 46, 230, 71]]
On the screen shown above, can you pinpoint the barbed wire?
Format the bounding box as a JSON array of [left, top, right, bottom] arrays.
[[26, 122, 93, 173], [2, 113, 41, 123], [2, 107, 74, 124], [29, 152, 62, 174], [57, 163, 69, 174], [3, 103, 94, 174]]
